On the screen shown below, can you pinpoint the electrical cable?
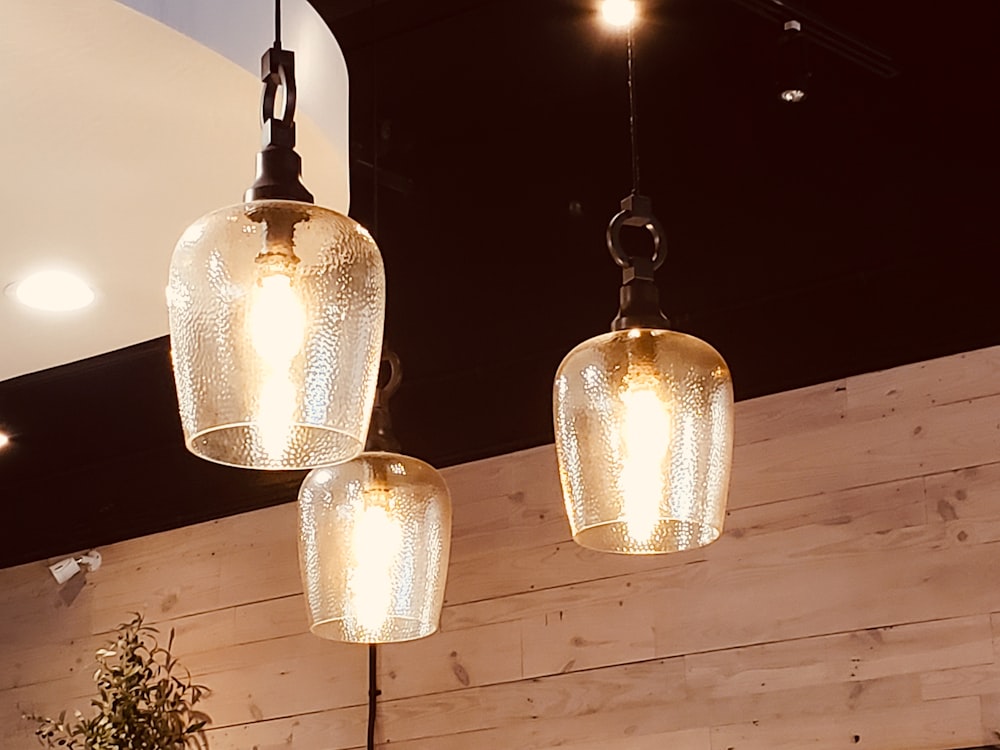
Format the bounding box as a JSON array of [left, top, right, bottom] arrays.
[[274, 0, 282, 48], [626, 25, 640, 195], [367, 643, 379, 750], [366, 1, 382, 747]]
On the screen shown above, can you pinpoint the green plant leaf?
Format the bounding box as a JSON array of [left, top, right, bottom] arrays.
[[26, 611, 212, 750]]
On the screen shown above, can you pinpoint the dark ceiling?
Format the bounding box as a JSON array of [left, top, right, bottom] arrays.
[[2, 0, 998, 568]]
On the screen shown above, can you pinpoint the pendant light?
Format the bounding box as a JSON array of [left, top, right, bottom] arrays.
[[167, 0, 385, 470], [553, 5, 734, 555], [298, 350, 453, 643]]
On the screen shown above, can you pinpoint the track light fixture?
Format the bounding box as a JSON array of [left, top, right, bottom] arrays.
[[778, 19, 812, 103]]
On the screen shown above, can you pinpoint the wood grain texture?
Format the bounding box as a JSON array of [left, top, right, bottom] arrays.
[[4, 345, 1000, 749]]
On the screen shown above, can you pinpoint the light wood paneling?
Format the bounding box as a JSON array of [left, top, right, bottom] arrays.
[[4, 345, 1000, 749]]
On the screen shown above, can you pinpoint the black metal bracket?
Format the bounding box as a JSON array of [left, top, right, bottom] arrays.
[[365, 348, 403, 453], [244, 45, 315, 204], [606, 194, 670, 331]]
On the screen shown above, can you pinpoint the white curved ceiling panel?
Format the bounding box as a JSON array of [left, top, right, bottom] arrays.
[[0, 0, 349, 382]]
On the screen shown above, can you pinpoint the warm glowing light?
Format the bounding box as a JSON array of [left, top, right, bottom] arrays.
[[601, 0, 638, 29], [619, 369, 673, 542], [257, 373, 298, 458], [781, 88, 806, 103], [249, 273, 306, 361], [14, 270, 94, 311], [554, 328, 734, 554], [347, 492, 404, 638], [248, 271, 306, 459], [298, 452, 453, 643], [0, 433, 8, 449]]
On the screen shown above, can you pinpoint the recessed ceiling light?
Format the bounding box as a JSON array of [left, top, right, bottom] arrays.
[[600, 0, 638, 29], [12, 270, 95, 311]]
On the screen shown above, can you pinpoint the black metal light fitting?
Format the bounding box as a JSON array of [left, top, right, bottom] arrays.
[[245, 19, 314, 202]]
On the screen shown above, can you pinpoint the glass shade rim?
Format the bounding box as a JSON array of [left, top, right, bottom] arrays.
[[187, 424, 363, 470], [572, 519, 722, 555], [309, 617, 440, 644]]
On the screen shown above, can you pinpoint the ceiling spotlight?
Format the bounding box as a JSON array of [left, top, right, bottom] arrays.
[[12, 270, 95, 311], [49, 550, 102, 585], [777, 20, 811, 104], [600, 0, 638, 29]]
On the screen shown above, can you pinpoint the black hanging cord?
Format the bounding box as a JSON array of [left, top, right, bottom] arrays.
[[367, 643, 379, 750], [626, 25, 640, 194], [372, 25, 380, 238], [605, 6, 670, 332], [366, 4, 382, 744], [274, 0, 282, 48]]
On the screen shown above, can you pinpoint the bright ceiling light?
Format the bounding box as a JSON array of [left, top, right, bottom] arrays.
[[14, 270, 95, 311], [0, 433, 9, 449], [601, 0, 638, 29]]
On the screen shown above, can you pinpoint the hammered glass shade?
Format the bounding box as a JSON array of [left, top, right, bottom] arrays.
[[297, 451, 453, 643], [167, 200, 385, 469], [554, 328, 734, 554]]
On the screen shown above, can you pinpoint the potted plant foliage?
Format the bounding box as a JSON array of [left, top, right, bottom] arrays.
[[26, 613, 210, 749]]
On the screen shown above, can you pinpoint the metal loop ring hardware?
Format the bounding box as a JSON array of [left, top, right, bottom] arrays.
[[380, 348, 403, 400], [606, 209, 667, 270], [262, 56, 297, 126]]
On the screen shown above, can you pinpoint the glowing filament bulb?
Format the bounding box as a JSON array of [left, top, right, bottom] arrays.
[[347, 491, 403, 638], [619, 370, 672, 543], [247, 269, 306, 460], [249, 273, 305, 362]]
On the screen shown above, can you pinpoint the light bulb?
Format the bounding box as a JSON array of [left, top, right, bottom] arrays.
[[246, 251, 307, 461], [619, 367, 673, 543], [248, 272, 306, 362], [347, 488, 404, 639], [601, 0, 638, 29]]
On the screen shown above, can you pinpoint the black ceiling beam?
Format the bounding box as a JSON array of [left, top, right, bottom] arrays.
[[726, 0, 900, 78]]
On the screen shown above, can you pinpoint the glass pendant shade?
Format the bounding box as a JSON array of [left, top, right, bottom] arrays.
[[297, 451, 452, 643], [167, 200, 385, 469], [554, 327, 734, 554]]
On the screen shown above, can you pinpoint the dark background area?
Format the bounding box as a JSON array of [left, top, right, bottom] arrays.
[[1, 0, 998, 568]]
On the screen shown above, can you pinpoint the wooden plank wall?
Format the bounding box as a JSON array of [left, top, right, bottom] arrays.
[[3, 346, 1000, 750]]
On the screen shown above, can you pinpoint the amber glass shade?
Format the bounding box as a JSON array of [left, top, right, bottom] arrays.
[[167, 200, 385, 469], [297, 451, 452, 643], [554, 327, 734, 554]]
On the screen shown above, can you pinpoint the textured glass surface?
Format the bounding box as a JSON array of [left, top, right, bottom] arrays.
[[167, 200, 385, 469], [297, 451, 452, 643], [553, 328, 734, 554]]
